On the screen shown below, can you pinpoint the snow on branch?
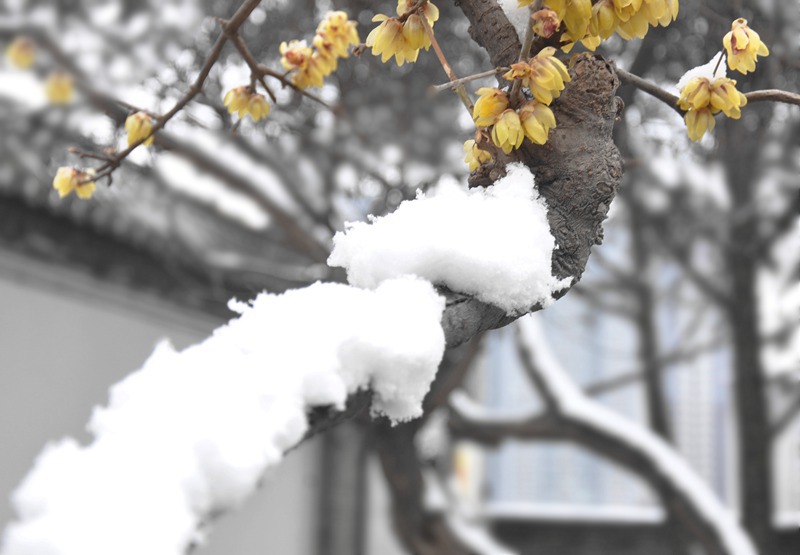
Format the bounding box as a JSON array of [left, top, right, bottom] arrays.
[[329, 164, 571, 315], [1, 278, 445, 555], [450, 317, 757, 555]]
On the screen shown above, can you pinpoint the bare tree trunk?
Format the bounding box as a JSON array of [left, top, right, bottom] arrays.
[[316, 422, 369, 555], [723, 110, 777, 553]]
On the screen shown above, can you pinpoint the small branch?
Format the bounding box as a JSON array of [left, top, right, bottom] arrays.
[[745, 88, 800, 106], [420, 14, 473, 112], [509, 3, 538, 105], [616, 66, 800, 115], [429, 68, 505, 93], [616, 67, 682, 115]]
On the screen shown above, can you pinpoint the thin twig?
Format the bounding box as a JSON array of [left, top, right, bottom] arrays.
[[509, 1, 539, 105], [429, 68, 506, 93], [419, 14, 473, 112]]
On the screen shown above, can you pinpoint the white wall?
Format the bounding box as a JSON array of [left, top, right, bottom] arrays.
[[0, 258, 320, 555]]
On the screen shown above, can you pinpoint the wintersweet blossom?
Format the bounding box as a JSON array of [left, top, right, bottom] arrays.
[[545, 0, 592, 41], [519, 101, 556, 145], [125, 111, 155, 147], [503, 47, 571, 105], [52, 167, 96, 199], [223, 87, 270, 121], [366, 2, 437, 66], [684, 108, 715, 142], [723, 18, 769, 75], [463, 139, 493, 171], [5, 36, 35, 68], [284, 11, 358, 89], [532, 9, 560, 38], [472, 88, 509, 128], [709, 77, 747, 119], [491, 109, 525, 154], [44, 72, 74, 104], [280, 40, 313, 71]]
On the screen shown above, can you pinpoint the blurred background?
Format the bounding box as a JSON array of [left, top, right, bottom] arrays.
[[0, 0, 798, 553]]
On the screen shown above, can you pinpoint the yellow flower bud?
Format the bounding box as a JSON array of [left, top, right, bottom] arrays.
[[247, 93, 271, 122], [403, 14, 428, 51], [44, 72, 74, 104], [223, 87, 270, 121], [53, 167, 96, 199], [125, 111, 155, 147], [463, 139, 493, 171], [532, 9, 561, 39], [491, 109, 525, 154], [5, 36, 35, 69], [684, 108, 715, 142], [723, 18, 769, 75], [519, 101, 557, 145], [473, 87, 509, 127]]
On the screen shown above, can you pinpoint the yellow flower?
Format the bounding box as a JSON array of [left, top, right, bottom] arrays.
[[403, 14, 429, 51], [5, 36, 35, 69], [545, 0, 592, 41], [247, 93, 271, 121], [723, 18, 769, 75], [527, 47, 571, 105], [125, 111, 155, 147], [684, 108, 715, 142], [519, 101, 556, 145], [366, 15, 407, 64], [677, 76, 712, 111], [316, 11, 360, 59], [223, 87, 270, 121], [532, 9, 561, 39], [44, 72, 74, 104], [52, 167, 96, 199], [472, 87, 509, 127], [591, 0, 618, 39], [280, 40, 313, 71], [491, 109, 525, 154], [292, 53, 328, 89], [709, 77, 747, 119], [397, 0, 439, 25], [641, 0, 679, 27], [463, 139, 493, 171]]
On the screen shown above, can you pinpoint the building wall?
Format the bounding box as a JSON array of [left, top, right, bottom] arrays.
[[0, 260, 320, 555]]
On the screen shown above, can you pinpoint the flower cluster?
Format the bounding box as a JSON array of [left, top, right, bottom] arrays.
[[366, 1, 439, 66], [223, 86, 271, 122], [463, 136, 493, 171], [467, 47, 567, 158], [125, 111, 156, 147], [52, 167, 97, 199], [678, 75, 747, 141], [723, 18, 769, 75], [281, 11, 359, 89], [44, 72, 74, 104], [5, 36, 35, 68], [518, 0, 679, 48]]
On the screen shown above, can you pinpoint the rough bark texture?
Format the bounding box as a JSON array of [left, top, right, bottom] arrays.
[[303, 0, 623, 441]]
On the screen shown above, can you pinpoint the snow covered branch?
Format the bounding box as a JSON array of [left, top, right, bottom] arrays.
[[449, 317, 757, 555]]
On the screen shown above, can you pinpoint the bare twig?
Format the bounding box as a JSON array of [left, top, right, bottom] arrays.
[[429, 68, 506, 93], [419, 14, 473, 112]]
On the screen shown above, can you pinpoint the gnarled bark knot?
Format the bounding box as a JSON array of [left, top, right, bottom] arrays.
[[452, 55, 623, 347]]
